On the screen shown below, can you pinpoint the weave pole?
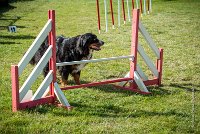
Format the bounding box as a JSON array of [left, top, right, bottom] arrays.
[[118, 0, 121, 26], [147, 0, 150, 14], [136, 0, 139, 9], [126, 0, 131, 22], [96, 0, 101, 33], [131, 0, 134, 9], [122, 0, 126, 24], [149, 0, 152, 13], [109, 0, 115, 29], [95, 0, 153, 33], [143, 0, 146, 15], [140, 0, 143, 15], [104, 0, 108, 32]]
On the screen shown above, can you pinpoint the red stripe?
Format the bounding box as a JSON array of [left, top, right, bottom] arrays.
[[157, 48, 164, 85], [61, 78, 133, 90], [110, 0, 115, 26], [122, 0, 126, 22], [48, 10, 56, 98], [19, 96, 54, 110], [11, 65, 20, 112], [96, 0, 101, 31], [140, 0, 143, 14], [132, 0, 135, 9]]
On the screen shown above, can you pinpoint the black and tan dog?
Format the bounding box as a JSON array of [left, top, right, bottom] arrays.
[[30, 33, 104, 87]]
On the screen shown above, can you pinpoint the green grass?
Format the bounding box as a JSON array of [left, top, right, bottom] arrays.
[[0, 0, 200, 133]]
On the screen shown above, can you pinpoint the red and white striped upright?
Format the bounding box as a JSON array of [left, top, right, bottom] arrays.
[[11, 10, 71, 112], [129, 9, 139, 90], [11, 65, 20, 112]]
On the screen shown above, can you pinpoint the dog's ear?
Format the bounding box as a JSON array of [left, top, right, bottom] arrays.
[[56, 36, 64, 45], [77, 35, 89, 48], [76, 35, 91, 55]]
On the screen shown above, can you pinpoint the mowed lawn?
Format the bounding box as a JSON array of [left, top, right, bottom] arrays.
[[0, 0, 199, 133]]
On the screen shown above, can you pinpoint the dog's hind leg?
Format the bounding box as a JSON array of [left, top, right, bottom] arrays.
[[58, 67, 70, 87], [43, 64, 49, 77], [60, 76, 69, 87], [60, 72, 69, 88], [72, 71, 81, 85]]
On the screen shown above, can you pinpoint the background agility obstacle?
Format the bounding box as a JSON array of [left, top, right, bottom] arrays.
[[96, 0, 152, 33]]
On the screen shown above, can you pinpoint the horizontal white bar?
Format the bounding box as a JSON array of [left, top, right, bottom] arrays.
[[31, 70, 53, 100], [54, 82, 70, 107], [56, 55, 134, 66], [139, 22, 160, 58], [19, 46, 52, 102], [18, 20, 52, 76], [138, 44, 159, 77], [134, 71, 149, 92]]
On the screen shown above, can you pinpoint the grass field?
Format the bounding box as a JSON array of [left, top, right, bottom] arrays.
[[0, 0, 200, 133]]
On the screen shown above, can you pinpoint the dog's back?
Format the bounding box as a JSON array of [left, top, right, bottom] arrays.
[[29, 36, 65, 65]]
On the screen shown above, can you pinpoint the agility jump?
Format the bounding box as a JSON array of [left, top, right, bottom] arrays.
[[11, 9, 163, 112], [96, 0, 152, 33]]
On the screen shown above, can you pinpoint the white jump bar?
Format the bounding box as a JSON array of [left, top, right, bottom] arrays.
[[56, 55, 134, 66]]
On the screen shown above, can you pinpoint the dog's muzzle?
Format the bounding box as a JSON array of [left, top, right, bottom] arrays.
[[90, 40, 104, 51]]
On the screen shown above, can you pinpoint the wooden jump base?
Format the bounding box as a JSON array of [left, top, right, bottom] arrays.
[[11, 9, 163, 112]]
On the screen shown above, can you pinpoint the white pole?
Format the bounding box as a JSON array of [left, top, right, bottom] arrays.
[[150, 0, 152, 12], [126, 0, 131, 22], [56, 55, 134, 66], [118, 0, 121, 27], [104, 0, 108, 32], [136, 0, 139, 9], [143, 0, 146, 15]]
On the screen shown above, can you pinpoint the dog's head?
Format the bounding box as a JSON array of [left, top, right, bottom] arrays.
[[78, 33, 104, 52]]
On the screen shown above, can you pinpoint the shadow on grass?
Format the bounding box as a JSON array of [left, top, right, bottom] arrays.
[[1, 35, 35, 40], [0, 35, 35, 45], [22, 81, 189, 118], [169, 83, 200, 92], [21, 99, 189, 119], [52, 102, 189, 118], [0, 4, 28, 30], [0, 4, 15, 15], [0, 41, 21, 45]]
